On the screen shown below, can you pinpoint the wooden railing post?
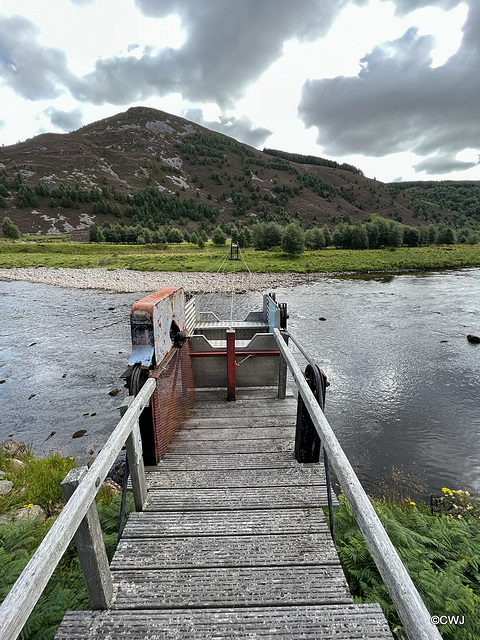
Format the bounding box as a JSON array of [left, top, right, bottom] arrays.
[[61, 467, 113, 610], [126, 419, 148, 510], [120, 396, 148, 510]]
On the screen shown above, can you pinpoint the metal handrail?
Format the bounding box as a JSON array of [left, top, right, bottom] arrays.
[[0, 377, 156, 640], [274, 328, 441, 640]]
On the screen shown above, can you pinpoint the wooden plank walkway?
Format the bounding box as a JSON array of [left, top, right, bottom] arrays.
[[55, 387, 393, 639]]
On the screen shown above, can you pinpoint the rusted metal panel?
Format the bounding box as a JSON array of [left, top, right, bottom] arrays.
[[128, 287, 186, 367]]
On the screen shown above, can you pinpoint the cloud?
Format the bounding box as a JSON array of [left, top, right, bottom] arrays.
[[0, 15, 72, 101], [182, 108, 272, 148], [413, 152, 479, 174], [385, 0, 464, 17], [69, 0, 95, 5], [298, 1, 480, 173], [44, 106, 83, 132], [70, 0, 365, 107]]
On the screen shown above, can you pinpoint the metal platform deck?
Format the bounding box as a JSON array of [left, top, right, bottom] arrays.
[[55, 387, 393, 640]]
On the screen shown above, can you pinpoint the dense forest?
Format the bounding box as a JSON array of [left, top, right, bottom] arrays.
[[389, 181, 480, 225]]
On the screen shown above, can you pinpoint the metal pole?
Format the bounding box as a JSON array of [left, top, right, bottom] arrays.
[[226, 329, 236, 401]]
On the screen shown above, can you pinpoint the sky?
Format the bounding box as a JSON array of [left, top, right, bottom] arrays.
[[0, 0, 479, 183]]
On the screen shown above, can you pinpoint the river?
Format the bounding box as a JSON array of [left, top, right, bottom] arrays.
[[1, 269, 479, 501]]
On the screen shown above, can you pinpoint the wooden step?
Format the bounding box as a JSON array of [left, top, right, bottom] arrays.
[[111, 532, 339, 570], [145, 485, 328, 511], [122, 508, 329, 537], [142, 467, 329, 489], [156, 452, 296, 470], [171, 425, 294, 440], [180, 415, 297, 429], [111, 565, 352, 609], [167, 437, 294, 455], [56, 604, 393, 639]]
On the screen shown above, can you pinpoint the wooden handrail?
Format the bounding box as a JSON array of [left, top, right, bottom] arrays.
[[274, 329, 442, 640], [0, 377, 156, 640]]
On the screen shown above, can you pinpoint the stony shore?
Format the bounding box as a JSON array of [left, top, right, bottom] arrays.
[[0, 267, 317, 293]]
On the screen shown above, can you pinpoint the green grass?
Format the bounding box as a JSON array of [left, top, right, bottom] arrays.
[[0, 451, 76, 517], [1, 240, 479, 273]]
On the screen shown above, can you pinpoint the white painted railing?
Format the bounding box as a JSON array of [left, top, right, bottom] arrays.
[[0, 377, 156, 640], [274, 328, 442, 640]]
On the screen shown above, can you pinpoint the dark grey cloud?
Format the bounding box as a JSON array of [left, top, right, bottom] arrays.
[[0, 15, 72, 100], [298, 1, 480, 174], [182, 108, 272, 148], [413, 153, 479, 174], [44, 106, 83, 132], [70, 0, 365, 107]]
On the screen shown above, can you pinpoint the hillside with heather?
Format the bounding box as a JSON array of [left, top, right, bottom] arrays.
[[1, 106, 472, 238]]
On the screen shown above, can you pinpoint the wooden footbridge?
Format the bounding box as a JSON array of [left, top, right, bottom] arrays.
[[0, 289, 441, 640]]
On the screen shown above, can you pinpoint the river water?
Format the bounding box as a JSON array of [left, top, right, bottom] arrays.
[[1, 269, 479, 500]]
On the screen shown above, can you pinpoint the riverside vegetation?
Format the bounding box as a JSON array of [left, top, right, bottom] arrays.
[[334, 490, 480, 640], [0, 235, 479, 275], [0, 447, 134, 640]]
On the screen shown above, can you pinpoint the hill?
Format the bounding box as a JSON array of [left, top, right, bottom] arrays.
[[0, 106, 477, 236]]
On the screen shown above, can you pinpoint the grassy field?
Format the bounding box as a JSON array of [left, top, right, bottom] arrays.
[[0, 239, 479, 273]]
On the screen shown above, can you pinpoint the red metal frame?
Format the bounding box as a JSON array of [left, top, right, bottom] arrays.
[[226, 329, 236, 401], [189, 350, 280, 358]]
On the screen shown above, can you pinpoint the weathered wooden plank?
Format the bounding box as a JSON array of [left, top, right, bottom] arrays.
[[195, 386, 294, 400], [122, 508, 329, 537], [56, 604, 393, 639], [194, 394, 296, 404], [112, 533, 339, 569], [145, 485, 328, 511], [167, 437, 294, 455], [111, 565, 353, 609], [171, 425, 294, 440], [143, 467, 329, 489], [188, 403, 296, 418], [156, 452, 296, 470], [180, 415, 296, 429]]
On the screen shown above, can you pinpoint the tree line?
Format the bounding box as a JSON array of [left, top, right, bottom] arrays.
[[84, 216, 478, 256]]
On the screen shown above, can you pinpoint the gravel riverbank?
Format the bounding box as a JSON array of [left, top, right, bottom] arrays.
[[0, 267, 317, 293]]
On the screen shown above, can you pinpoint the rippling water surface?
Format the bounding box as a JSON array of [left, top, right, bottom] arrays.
[[1, 269, 479, 498]]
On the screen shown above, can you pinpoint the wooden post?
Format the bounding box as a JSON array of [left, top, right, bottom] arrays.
[[126, 419, 148, 510], [120, 397, 147, 511], [277, 332, 289, 399], [226, 329, 236, 401], [61, 467, 113, 610]]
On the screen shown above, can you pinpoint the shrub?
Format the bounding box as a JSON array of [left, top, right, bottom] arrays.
[[281, 223, 305, 255], [211, 225, 227, 246], [2, 216, 21, 239]]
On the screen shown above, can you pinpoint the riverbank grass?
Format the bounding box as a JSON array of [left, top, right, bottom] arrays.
[[0, 239, 479, 273], [0, 450, 134, 640]]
